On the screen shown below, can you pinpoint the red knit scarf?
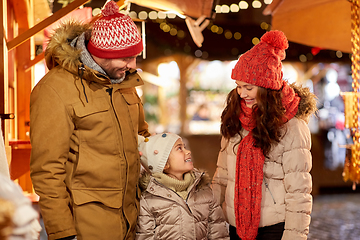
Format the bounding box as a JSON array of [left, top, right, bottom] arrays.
[[234, 82, 300, 240]]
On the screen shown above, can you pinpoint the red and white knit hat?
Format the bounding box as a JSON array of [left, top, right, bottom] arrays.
[[87, 1, 143, 59], [231, 30, 289, 90]]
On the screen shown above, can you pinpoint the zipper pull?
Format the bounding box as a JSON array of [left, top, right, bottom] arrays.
[[264, 181, 276, 204], [106, 88, 113, 96]]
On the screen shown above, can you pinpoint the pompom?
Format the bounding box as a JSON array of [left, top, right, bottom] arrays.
[[102, 1, 119, 17], [260, 30, 288, 50]]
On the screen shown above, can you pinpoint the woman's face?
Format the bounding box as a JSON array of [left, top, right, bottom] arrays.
[[235, 80, 259, 108]]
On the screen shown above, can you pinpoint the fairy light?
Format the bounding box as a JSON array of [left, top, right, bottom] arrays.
[[251, 37, 260, 45], [239, 1, 249, 9], [299, 54, 307, 62], [343, 0, 360, 190], [336, 51, 343, 58], [221, 5, 230, 13], [138, 11, 148, 20], [157, 12, 166, 19], [148, 11, 158, 20], [252, 0, 262, 8], [128, 11, 137, 19], [215, 5, 222, 13], [230, 4, 240, 12], [234, 32, 242, 40]]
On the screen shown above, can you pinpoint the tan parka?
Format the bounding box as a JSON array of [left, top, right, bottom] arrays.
[[30, 22, 150, 240], [136, 169, 230, 240], [212, 84, 317, 240]]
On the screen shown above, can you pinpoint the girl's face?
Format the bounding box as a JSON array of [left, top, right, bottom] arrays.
[[235, 80, 259, 108], [164, 138, 193, 180]]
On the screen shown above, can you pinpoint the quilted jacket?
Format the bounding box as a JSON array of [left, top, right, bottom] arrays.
[[136, 169, 230, 240], [212, 84, 317, 240]]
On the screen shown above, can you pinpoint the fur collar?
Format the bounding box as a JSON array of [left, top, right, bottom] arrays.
[[291, 83, 318, 122], [45, 21, 91, 72]]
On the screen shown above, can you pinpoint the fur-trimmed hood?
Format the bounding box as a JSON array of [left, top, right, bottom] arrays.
[[291, 83, 318, 122], [45, 21, 91, 73], [138, 169, 211, 193]]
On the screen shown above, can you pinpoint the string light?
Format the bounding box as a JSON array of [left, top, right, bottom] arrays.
[[336, 51, 343, 58], [239, 1, 249, 9], [252, 0, 262, 8], [138, 11, 148, 20], [214, 0, 273, 13], [342, 0, 360, 190], [299, 54, 307, 62], [221, 5, 230, 13], [149, 11, 158, 20], [230, 4, 240, 12]]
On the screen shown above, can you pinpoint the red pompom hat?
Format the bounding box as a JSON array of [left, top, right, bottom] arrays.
[[231, 30, 289, 90], [87, 1, 143, 59]]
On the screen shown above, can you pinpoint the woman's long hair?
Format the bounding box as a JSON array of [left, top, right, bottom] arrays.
[[220, 86, 287, 157]]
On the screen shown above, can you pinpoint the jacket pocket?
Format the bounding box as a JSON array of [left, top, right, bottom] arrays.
[[73, 97, 110, 117], [121, 91, 140, 134], [264, 178, 277, 204], [122, 91, 141, 105], [72, 189, 123, 208]]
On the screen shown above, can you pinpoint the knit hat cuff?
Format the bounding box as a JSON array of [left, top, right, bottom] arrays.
[[87, 40, 143, 59], [154, 145, 172, 173]]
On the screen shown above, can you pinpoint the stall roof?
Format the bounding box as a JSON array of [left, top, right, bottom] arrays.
[[129, 0, 216, 19], [263, 0, 352, 53]]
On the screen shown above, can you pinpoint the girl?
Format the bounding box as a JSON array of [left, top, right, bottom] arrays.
[[136, 133, 229, 240], [212, 30, 317, 240]]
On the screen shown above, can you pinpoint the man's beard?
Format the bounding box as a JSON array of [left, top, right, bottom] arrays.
[[110, 74, 126, 84]]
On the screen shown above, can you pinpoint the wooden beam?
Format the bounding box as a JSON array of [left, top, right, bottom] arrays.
[[7, 0, 90, 51], [11, 0, 29, 29], [1, 0, 7, 136], [24, 52, 44, 71]]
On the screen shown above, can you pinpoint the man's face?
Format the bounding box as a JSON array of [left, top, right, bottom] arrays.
[[93, 55, 137, 80]]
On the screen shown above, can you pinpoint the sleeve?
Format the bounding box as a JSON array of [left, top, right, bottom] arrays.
[[207, 188, 230, 240], [136, 196, 156, 240], [211, 136, 229, 206], [281, 119, 313, 240], [136, 91, 151, 138], [29, 83, 77, 240]]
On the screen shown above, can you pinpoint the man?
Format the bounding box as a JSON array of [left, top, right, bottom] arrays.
[[30, 1, 150, 240]]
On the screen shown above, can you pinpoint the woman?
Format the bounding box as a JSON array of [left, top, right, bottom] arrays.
[[212, 30, 317, 240]]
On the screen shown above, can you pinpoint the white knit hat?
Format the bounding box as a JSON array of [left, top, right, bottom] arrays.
[[138, 133, 181, 174]]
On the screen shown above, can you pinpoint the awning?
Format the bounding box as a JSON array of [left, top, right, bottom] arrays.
[[263, 0, 352, 53]]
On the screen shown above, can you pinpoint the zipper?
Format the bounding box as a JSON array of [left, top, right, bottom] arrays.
[[185, 172, 204, 203], [264, 178, 276, 204], [106, 86, 128, 191]]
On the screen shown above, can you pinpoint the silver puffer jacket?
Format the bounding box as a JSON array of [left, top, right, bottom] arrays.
[[136, 169, 230, 240]]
